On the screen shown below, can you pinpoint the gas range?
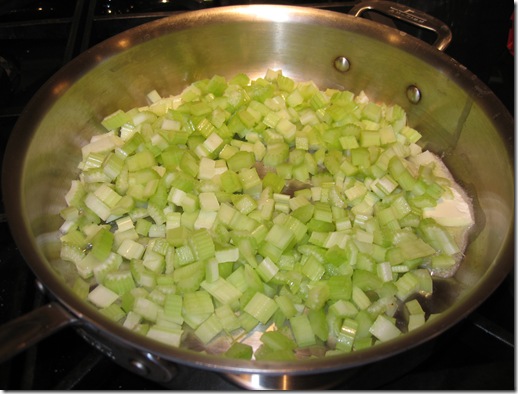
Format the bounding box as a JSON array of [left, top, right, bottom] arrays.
[[0, 0, 514, 389]]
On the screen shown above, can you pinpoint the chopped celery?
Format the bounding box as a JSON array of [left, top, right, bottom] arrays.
[[88, 284, 119, 308], [104, 270, 136, 295], [100, 304, 126, 322], [225, 342, 254, 360], [261, 330, 297, 351], [61, 69, 474, 360], [72, 277, 90, 300], [254, 346, 297, 361], [244, 292, 278, 324], [194, 313, 223, 344], [308, 308, 329, 341], [200, 277, 242, 305], [369, 314, 401, 342], [146, 325, 183, 347], [290, 314, 316, 347]]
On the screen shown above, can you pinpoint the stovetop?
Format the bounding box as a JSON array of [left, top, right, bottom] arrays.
[[0, 0, 514, 390]]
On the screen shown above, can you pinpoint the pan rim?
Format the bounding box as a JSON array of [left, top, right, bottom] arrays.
[[2, 3, 514, 377]]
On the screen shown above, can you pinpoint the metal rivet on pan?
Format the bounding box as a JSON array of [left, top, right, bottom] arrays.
[[407, 85, 422, 104], [35, 279, 46, 294], [130, 359, 149, 375], [334, 56, 350, 72]]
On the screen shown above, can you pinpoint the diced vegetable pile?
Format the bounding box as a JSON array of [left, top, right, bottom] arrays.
[[59, 69, 473, 360]]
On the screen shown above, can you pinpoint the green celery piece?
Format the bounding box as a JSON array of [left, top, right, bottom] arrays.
[[351, 147, 371, 169], [130, 259, 156, 288], [307, 218, 336, 232], [276, 74, 296, 92], [72, 276, 90, 300], [369, 314, 401, 342], [360, 130, 381, 147], [225, 342, 254, 360], [308, 308, 329, 341], [227, 150, 255, 172], [418, 219, 460, 256], [226, 266, 248, 293], [262, 172, 286, 194], [291, 204, 315, 223], [353, 336, 374, 351], [163, 293, 183, 325], [324, 245, 349, 266], [431, 253, 456, 269], [179, 150, 199, 178], [353, 269, 382, 291], [290, 314, 316, 347], [146, 325, 182, 347], [265, 223, 295, 252], [244, 292, 278, 324], [169, 170, 197, 193], [327, 275, 353, 300], [395, 271, 420, 301], [263, 142, 289, 167], [275, 162, 293, 180], [104, 270, 136, 295], [229, 73, 250, 87], [284, 216, 308, 243], [172, 261, 205, 293], [214, 304, 240, 333], [194, 313, 223, 344], [254, 345, 296, 361], [354, 309, 374, 340], [60, 230, 88, 249], [231, 193, 258, 215], [274, 294, 298, 319], [257, 257, 279, 282], [183, 290, 214, 317], [175, 245, 195, 266], [132, 297, 160, 322], [238, 312, 259, 333], [120, 291, 135, 313], [336, 317, 358, 352], [412, 268, 433, 295], [361, 102, 382, 123], [101, 109, 130, 131], [100, 304, 126, 322], [306, 282, 330, 310], [260, 330, 297, 351], [258, 241, 283, 264], [93, 252, 122, 284], [206, 75, 227, 96], [227, 114, 247, 137], [166, 226, 192, 247], [398, 238, 436, 260], [217, 261, 234, 279], [301, 255, 325, 282], [126, 150, 156, 172], [238, 167, 262, 196], [200, 277, 242, 305], [247, 81, 275, 103], [160, 144, 185, 171], [329, 299, 358, 318], [189, 228, 215, 261], [64, 180, 86, 208], [220, 170, 243, 194], [120, 132, 145, 157]]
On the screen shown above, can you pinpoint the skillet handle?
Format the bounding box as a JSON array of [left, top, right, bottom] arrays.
[[0, 302, 76, 363], [350, 0, 452, 51]]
